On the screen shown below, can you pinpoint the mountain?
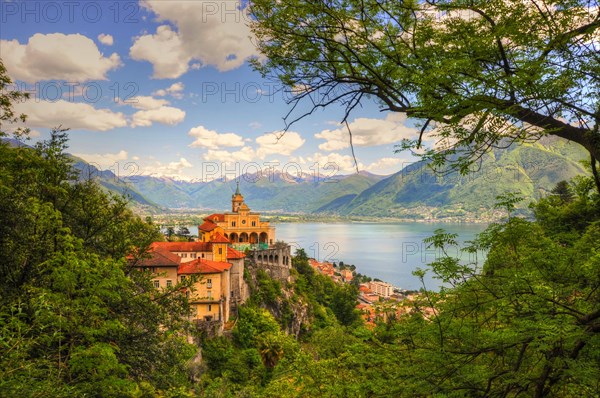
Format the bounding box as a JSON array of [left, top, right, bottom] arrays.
[[1, 138, 159, 211], [69, 156, 160, 210], [332, 137, 588, 219], [117, 137, 588, 220], [123, 171, 385, 212], [4, 137, 588, 220]]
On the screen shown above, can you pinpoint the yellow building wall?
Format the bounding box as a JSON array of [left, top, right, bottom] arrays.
[[150, 266, 178, 289], [201, 225, 225, 242], [172, 251, 213, 262], [217, 213, 274, 244], [212, 242, 227, 262], [185, 270, 231, 322]]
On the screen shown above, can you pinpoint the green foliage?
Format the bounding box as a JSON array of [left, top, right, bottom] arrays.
[[198, 173, 600, 397], [0, 125, 197, 395], [252, 269, 282, 306], [233, 306, 280, 349], [250, 0, 600, 173], [291, 249, 361, 327], [0, 61, 29, 138]]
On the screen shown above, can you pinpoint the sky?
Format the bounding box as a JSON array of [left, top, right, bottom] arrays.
[[0, 0, 421, 181]]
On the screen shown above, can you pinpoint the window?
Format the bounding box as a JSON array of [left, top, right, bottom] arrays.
[[192, 253, 196, 258], [181, 275, 187, 282], [218, 248, 223, 254], [242, 219, 246, 224], [208, 304, 212, 312], [201, 253, 205, 258], [207, 278, 212, 288], [232, 221, 236, 227], [207, 291, 212, 299], [182, 253, 187, 258], [252, 221, 256, 226], [153, 280, 160, 288], [166, 280, 172, 287]]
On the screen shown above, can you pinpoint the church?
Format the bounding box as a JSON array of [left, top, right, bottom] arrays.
[[131, 183, 287, 332], [197, 183, 275, 250]]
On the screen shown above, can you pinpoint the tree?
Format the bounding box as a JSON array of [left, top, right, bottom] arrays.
[[166, 226, 175, 240], [0, 63, 197, 395], [250, 0, 600, 182], [0, 59, 29, 138], [551, 180, 575, 203], [396, 194, 600, 396]]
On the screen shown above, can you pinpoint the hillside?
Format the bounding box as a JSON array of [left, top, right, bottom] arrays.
[[123, 171, 384, 213], [329, 137, 588, 220], [61, 137, 588, 220]]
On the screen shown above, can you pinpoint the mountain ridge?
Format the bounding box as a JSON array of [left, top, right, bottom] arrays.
[[5, 137, 585, 220]]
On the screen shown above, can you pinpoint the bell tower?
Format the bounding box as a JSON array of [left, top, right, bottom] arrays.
[[232, 182, 244, 213]]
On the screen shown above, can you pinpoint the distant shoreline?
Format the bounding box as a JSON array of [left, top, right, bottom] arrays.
[[146, 210, 500, 225]]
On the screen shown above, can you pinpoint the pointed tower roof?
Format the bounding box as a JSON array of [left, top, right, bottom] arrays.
[[235, 181, 241, 195]]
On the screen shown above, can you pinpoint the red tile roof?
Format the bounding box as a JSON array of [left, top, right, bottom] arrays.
[[227, 246, 245, 259], [151, 241, 211, 252], [198, 221, 218, 232], [206, 213, 225, 222], [178, 258, 232, 274], [136, 247, 181, 267], [211, 232, 230, 243], [359, 285, 372, 293]]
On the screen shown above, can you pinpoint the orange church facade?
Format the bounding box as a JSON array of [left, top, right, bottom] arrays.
[[198, 183, 275, 249]]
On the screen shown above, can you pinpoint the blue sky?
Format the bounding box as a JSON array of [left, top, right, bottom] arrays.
[[1, 0, 420, 181]]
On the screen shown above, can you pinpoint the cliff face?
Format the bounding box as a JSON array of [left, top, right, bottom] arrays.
[[244, 260, 313, 338]]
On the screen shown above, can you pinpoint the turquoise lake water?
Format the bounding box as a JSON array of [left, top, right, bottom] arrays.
[[187, 222, 488, 290], [274, 222, 488, 290]]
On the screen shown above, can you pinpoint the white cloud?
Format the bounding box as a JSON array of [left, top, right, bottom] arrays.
[[131, 106, 186, 127], [153, 82, 185, 99], [188, 125, 244, 149], [131, 1, 259, 78], [97, 33, 114, 46], [203, 146, 256, 164], [143, 157, 194, 180], [123, 95, 170, 110], [304, 152, 364, 173], [315, 113, 417, 151], [256, 131, 305, 158], [249, 121, 262, 129], [130, 25, 190, 79], [1, 33, 121, 83], [74, 150, 128, 169], [365, 157, 403, 173], [14, 100, 127, 131]]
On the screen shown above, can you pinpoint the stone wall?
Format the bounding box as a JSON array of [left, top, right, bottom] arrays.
[[229, 258, 250, 317], [249, 245, 292, 282]]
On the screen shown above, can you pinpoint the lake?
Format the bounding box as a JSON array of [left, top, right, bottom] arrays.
[[185, 222, 488, 291], [274, 222, 488, 290]]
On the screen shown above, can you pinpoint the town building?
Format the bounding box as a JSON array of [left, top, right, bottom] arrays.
[[135, 246, 181, 290], [178, 258, 232, 322], [198, 183, 275, 250], [368, 281, 393, 297], [133, 185, 292, 331], [340, 269, 354, 282], [132, 234, 248, 331]]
